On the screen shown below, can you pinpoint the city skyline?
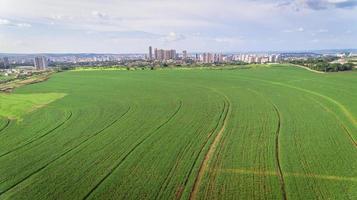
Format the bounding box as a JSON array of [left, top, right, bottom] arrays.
[[0, 0, 356, 53]]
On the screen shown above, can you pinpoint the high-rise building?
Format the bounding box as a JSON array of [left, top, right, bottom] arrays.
[[183, 50, 187, 60], [201, 53, 216, 63], [153, 48, 177, 61], [217, 54, 223, 63], [149, 46, 153, 60], [269, 55, 275, 63], [157, 49, 165, 60], [154, 48, 158, 60], [170, 49, 176, 60], [2, 57, 9, 69], [261, 57, 269, 63], [34, 56, 47, 70], [275, 54, 281, 62], [201, 53, 207, 63], [256, 56, 262, 63], [248, 56, 255, 63]]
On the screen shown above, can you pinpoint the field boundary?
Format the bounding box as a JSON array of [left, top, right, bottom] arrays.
[[0, 107, 131, 197], [188, 95, 231, 200], [0, 72, 53, 93], [291, 64, 325, 74], [82, 101, 183, 200], [215, 168, 357, 182]]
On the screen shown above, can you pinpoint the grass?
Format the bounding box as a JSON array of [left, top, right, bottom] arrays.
[[0, 93, 66, 120], [0, 64, 356, 200]]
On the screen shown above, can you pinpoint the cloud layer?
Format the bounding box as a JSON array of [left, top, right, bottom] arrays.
[[278, 0, 357, 10], [0, 0, 356, 53]]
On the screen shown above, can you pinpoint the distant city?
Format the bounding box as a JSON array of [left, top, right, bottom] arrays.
[[1, 48, 357, 73]]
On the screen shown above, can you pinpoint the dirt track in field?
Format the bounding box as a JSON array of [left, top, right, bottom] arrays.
[[189, 98, 231, 200]]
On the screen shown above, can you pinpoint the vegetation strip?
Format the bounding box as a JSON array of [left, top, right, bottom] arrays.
[[82, 101, 183, 200], [293, 64, 325, 74], [0, 73, 52, 93], [0, 107, 131, 196], [189, 96, 231, 200], [216, 169, 357, 182], [0, 111, 73, 158]]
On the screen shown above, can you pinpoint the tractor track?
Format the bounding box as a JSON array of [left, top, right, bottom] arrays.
[[309, 97, 357, 147], [0, 119, 10, 135], [246, 88, 287, 200], [272, 104, 288, 200], [188, 97, 230, 200], [0, 107, 131, 197], [154, 141, 189, 200], [82, 101, 182, 200], [233, 75, 357, 129], [0, 111, 73, 158], [169, 100, 227, 200]]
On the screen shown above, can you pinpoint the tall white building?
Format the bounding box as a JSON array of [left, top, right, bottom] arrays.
[[34, 56, 47, 70]]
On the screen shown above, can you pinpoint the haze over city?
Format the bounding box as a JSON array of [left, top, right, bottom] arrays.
[[0, 0, 356, 53]]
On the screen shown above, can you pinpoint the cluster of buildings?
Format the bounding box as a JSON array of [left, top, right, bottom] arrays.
[[0, 54, 142, 67], [148, 46, 182, 61], [234, 54, 281, 64], [1, 56, 47, 70], [1, 56, 47, 77], [199, 53, 224, 63], [50, 55, 125, 63], [146, 46, 282, 64]]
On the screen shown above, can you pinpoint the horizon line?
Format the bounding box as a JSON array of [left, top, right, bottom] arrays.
[[1, 48, 356, 55]]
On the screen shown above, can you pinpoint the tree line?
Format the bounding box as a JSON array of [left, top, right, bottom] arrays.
[[289, 57, 354, 72]]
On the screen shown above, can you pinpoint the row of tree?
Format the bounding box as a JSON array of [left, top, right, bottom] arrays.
[[290, 58, 354, 72]]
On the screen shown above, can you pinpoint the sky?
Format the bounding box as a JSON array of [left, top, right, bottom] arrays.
[[0, 0, 356, 53]]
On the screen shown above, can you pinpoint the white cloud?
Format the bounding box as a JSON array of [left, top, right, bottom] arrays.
[[162, 32, 186, 42], [283, 27, 305, 33], [317, 29, 329, 33], [0, 19, 11, 25], [214, 37, 242, 43], [310, 39, 320, 43], [0, 18, 32, 28], [276, 0, 357, 11], [16, 23, 32, 28], [91, 11, 108, 19]]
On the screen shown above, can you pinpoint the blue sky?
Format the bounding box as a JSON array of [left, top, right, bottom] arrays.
[[0, 0, 356, 53]]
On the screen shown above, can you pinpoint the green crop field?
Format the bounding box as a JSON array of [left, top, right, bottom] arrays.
[[0, 64, 356, 200]]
